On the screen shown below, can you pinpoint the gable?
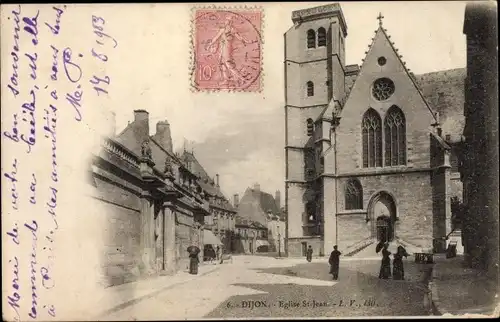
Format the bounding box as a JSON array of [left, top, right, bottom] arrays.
[[329, 26, 442, 172]]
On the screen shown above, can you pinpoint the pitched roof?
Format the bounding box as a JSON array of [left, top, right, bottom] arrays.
[[343, 24, 439, 123], [181, 151, 236, 212], [341, 66, 466, 137], [237, 187, 281, 225]]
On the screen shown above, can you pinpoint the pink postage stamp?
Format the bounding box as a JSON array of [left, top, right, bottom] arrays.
[[192, 8, 263, 92]]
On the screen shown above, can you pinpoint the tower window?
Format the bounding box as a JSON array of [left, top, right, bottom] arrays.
[[307, 29, 316, 48], [306, 202, 316, 223], [317, 27, 327, 47], [362, 108, 383, 168], [306, 118, 314, 136], [307, 81, 314, 97], [345, 179, 363, 210], [384, 105, 406, 166]]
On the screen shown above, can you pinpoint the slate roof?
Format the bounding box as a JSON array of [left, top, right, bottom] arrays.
[[181, 151, 236, 212], [235, 215, 267, 229]]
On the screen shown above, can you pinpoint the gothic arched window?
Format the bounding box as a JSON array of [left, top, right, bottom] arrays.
[[307, 81, 314, 97], [345, 179, 363, 210], [317, 27, 327, 47], [362, 108, 383, 168], [384, 105, 406, 166], [307, 29, 316, 48]]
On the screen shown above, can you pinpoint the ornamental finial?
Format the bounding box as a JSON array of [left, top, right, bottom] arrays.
[[377, 12, 384, 27]]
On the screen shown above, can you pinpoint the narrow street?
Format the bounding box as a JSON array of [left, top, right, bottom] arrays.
[[101, 255, 434, 320]]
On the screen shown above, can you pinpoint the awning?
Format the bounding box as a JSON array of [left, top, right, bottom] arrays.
[[256, 240, 269, 247], [203, 230, 223, 245]]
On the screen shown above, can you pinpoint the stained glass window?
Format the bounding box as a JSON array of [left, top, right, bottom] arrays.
[[384, 105, 406, 166], [362, 108, 383, 167], [345, 179, 363, 210]]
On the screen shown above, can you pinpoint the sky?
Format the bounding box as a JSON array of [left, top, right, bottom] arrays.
[[108, 1, 468, 203]]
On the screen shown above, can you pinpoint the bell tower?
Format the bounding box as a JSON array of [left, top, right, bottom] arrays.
[[284, 3, 348, 257]]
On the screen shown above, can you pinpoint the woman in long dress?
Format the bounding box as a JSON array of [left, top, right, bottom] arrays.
[[378, 243, 392, 279], [189, 251, 199, 275], [392, 246, 409, 280]]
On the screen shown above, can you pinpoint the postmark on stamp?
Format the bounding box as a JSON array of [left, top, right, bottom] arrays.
[[191, 7, 263, 92]]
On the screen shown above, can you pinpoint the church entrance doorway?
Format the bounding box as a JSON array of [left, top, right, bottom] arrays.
[[368, 191, 397, 242]]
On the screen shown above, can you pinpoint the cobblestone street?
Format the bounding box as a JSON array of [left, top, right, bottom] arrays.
[[101, 255, 433, 320]]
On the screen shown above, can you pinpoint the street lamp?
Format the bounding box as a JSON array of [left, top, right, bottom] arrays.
[[277, 224, 281, 257]]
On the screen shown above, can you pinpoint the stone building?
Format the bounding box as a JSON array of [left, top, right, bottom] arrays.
[[88, 110, 211, 286], [461, 1, 498, 279], [233, 216, 268, 254], [180, 151, 237, 253], [284, 3, 465, 257], [235, 184, 286, 253]]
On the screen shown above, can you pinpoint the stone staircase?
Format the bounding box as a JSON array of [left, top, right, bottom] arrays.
[[343, 238, 377, 257]]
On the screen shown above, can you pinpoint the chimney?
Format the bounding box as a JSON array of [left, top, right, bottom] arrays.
[[154, 120, 173, 152], [275, 190, 281, 210], [133, 110, 150, 152], [233, 194, 239, 208], [215, 174, 220, 187], [109, 111, 116, 136], [437, 127, 443, 137], [253, 183, 260, 192]]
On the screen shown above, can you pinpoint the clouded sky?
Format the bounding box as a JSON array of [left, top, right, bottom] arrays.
[[108, 1, 467, 202]]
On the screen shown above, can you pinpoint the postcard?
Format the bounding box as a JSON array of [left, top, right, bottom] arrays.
[[1, 2, 498, 321]]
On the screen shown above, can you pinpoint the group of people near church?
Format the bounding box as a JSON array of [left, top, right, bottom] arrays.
[[305, 242, 410, 281], [378, 242, 410, 280]]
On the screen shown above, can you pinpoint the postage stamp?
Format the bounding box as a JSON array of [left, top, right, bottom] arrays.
[[191, 7, 263, 92]]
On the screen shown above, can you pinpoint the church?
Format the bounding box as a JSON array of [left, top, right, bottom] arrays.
[[284, 3, 464, 257]]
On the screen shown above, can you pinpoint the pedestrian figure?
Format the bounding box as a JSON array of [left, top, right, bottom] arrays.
[[306, 245, 313, 262], [219, 245, 224, 264], [392, 245, 409, 280], [329, 245, 342, 280], [378, 242, 392, 279], [216, 245, 221, 262], [188, 246, 200, 275]]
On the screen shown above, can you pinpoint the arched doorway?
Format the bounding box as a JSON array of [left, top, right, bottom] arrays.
[[368, 191, 397, 242]]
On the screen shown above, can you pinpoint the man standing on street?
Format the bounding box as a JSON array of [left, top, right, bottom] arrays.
[[329, 245, 342, 280], [306, 245, 313, 262]]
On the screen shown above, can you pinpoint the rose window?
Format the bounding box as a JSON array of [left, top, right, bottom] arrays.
[[372, 78, 395, 101]]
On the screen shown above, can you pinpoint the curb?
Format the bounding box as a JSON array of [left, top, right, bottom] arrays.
[[95, 266, 220, 319], [429, 261, 445, 316]]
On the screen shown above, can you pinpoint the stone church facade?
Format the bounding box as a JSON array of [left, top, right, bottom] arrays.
[[284, 3, 464, 257]]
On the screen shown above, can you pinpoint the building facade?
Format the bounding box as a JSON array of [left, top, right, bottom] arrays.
[[181, 151, 237, 253], [88, 110, 211, 287], [284, 3, 464, 257], [461, 2, 498, 279], [234, 216, 268, 254], [235, 184, 286, 253]]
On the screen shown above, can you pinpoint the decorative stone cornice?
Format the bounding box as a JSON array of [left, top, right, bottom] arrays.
[[292, 3, 347, 36]]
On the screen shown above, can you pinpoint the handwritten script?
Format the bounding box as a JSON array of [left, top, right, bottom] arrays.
[[2, 5, 118, 321]]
